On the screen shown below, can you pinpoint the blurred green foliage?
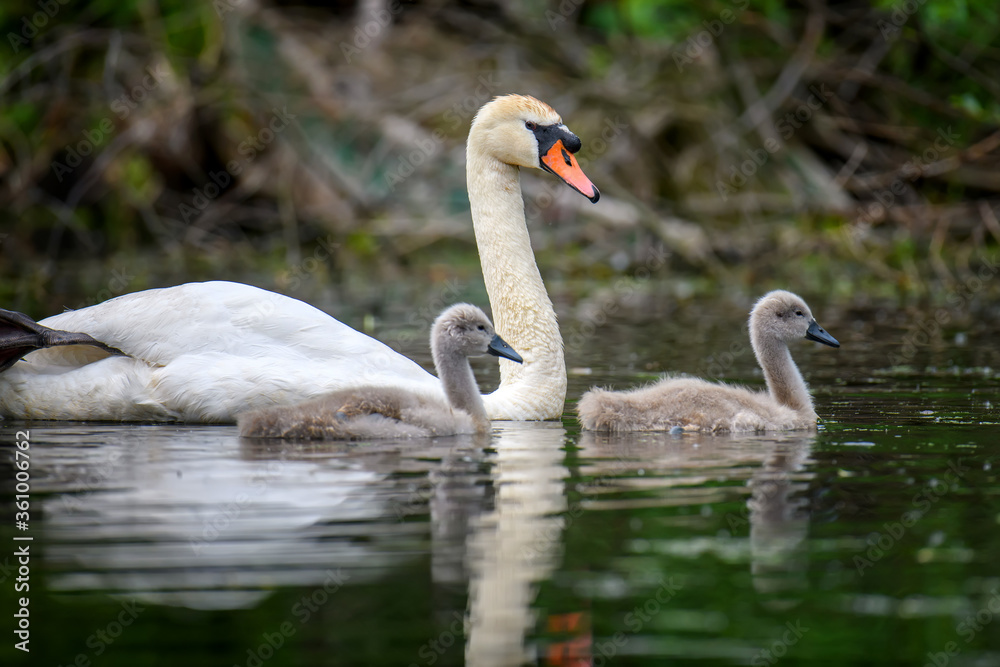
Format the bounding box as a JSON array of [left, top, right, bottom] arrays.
[[0, 0, 998, 315]]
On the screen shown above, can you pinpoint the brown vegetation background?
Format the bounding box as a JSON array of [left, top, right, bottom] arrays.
[[1, 0, 998, 315]]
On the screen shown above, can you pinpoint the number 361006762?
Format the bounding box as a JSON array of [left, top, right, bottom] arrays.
[[15, 430, 30, 496]]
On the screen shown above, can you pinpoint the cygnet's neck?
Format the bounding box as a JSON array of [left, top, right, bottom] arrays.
[[466, 148, 566, 420], [750, 329, 816, 418], [434, 350, 490, 432]]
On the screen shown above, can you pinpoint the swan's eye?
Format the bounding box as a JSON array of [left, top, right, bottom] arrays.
[[525, 120, 537, 130], [477, 325, 486, 331]]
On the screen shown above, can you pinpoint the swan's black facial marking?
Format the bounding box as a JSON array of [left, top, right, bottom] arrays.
[[529, 122, 582, 156]]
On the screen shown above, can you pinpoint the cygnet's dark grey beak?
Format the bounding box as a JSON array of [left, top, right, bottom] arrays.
[[487, 334, 523, 363], [805, 320, 840, 348]]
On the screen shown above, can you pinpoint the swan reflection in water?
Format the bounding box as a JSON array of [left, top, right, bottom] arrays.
[[40, 425, 418, 610], [463, 422, 568, 666], [575, 430, 816, 605], [35, 420, 569, 664], [35, 421, 815, 663]]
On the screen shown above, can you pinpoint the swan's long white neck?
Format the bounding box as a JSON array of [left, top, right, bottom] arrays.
[[750, 331, 816, 418], [467, 146, 566, 421]]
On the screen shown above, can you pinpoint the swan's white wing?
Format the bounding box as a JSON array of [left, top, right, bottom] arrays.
[[1, 281, 442, 421], [36, 281, 421, 368]]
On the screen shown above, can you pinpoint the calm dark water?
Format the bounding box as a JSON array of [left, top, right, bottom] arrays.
[[1, 292, 999, 667]]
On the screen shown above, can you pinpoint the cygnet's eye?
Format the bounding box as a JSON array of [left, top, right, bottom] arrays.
[[525, 120, 537, 130], [477, 325, 486, 331], [795, 310, 804, 317]]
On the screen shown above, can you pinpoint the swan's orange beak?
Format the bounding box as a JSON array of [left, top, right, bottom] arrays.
[[541, 140, 600, 203]]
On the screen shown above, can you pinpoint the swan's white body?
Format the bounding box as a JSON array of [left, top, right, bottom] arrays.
[[0, 95, 598, 423], [0, 281, 440, 421]]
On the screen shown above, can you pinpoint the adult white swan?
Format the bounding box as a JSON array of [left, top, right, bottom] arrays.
[[0, 94, 599, 422]]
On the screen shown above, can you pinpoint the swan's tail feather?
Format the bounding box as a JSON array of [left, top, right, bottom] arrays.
[[0, 308, 129, 373]]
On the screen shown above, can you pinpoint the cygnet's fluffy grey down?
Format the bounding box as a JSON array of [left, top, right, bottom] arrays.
[[577, 290, 840, 433], [238, 304, 522, 439]]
